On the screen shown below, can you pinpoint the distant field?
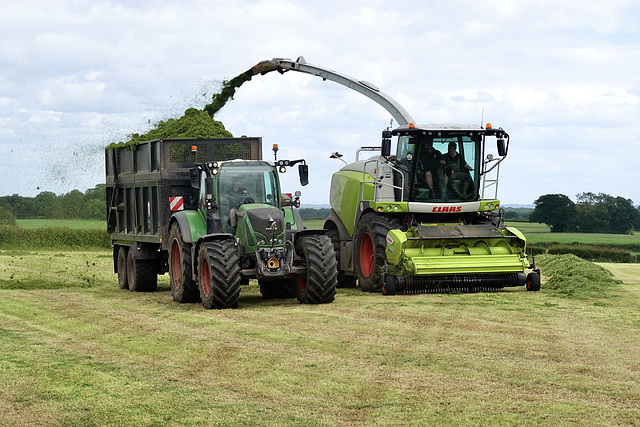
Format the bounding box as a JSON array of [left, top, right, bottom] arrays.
[[507, 221, 640, 246], [16, 219, 107, 229]]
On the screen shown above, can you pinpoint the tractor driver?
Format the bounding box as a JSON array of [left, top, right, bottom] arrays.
[[222, 176, 250, 228], [417, 139, 446, 198]]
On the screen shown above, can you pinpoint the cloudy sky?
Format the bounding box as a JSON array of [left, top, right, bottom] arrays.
[[1, 0, 639, 206]]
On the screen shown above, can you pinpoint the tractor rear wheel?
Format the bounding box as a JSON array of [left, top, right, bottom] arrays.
[[126, 248, 157, 292], [197, 240, 241, 309], [116, 246, 129, 289], [168, 223, 199, 303], [354, 214, 390, 292], [294, 234, 337, 304]]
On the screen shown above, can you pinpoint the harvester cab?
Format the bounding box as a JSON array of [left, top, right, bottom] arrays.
[[250, 56, 540, 295], [390, 122, 508, 204]]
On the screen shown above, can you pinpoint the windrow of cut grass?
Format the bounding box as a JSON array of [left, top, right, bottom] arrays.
[[535, 254, 623, 299]]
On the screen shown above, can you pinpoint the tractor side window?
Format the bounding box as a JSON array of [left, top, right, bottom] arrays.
[[262, 171, 278, 207], [199, 172, 207, 213]]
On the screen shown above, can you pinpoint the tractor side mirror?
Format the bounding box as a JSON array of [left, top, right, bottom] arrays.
[[497, 138, 507, 157], [381, 130, 392, 157], [299, 164, 309, 186], [190, 167, 200, 190]]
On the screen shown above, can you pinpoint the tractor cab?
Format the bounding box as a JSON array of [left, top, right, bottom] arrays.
[[214, 160, 281, 233]]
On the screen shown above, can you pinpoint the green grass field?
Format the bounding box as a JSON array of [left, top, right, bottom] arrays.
[[16, 219, 107, 229], [0, 249, 638, 425]]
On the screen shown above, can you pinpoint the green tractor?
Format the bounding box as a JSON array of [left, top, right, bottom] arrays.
[[107, 138, 337, 309], [250, 57, 540, 294]]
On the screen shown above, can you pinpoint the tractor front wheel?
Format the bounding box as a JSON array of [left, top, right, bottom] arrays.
[[197, 240, 241, 309], [295, 235, 337, 304], [354, 214, 390, 292]]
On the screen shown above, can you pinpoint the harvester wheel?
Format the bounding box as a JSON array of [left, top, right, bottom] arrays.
[[327, 229, 357, 288], [354, 214, 390, 292], [168, 223, 199, 303], [294, 235, 337, 304], [116, 246, 129, 289], [259, 279, 297, 299], [197, 240, 241, 309], [126, 249, 157, 293], [526, 272, 541, 292]]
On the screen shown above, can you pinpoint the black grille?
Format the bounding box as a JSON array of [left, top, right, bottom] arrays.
[[246, 208, 284, 238]]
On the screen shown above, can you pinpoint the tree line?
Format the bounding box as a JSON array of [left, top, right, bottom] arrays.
[[2, 187, 639, 235], [529, 192, 640, 234], [0, 185, 106, 224]]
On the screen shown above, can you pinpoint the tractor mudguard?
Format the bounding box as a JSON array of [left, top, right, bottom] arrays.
[[170, 211, 208, 244]]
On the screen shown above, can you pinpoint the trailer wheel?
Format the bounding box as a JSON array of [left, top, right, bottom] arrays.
[[354, 214, 390, 292], [126, 249, 157, 292], [327, 229, 357, 288], [526, 272, 541, 292], [168, 223, 199, 303], [259, 279, 297, 299], [116, 246, 129, 289], [197, 240, 241, 309], [294, 235, 337, 304]]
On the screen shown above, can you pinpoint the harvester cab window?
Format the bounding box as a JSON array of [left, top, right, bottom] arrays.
[[399, 134, 480, 202]]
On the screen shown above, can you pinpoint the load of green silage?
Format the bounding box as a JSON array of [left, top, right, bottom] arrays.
[[535, 254, 622, 299], [108, 68, 255, 150]]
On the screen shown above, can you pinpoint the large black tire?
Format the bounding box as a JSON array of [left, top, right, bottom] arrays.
[[197, 240, 241, 309], [259, 279, 297, 299], [116, 246, 129, 289], [526, 272, 541, 292], [126, 248, 157, 292], [168, 223, 199, 303], [295, 235, 337, 304], [354, 214, 390, 292], [326, 228, 357, 288]]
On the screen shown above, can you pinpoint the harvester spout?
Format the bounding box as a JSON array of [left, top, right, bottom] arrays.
[[250, 56, 415, 126]]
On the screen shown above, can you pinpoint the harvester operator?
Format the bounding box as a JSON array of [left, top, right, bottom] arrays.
[[444, 141, 473, 199], [418, 140, 446, 198]]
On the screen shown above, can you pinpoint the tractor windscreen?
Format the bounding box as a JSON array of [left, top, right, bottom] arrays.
[[397, 133, 480, 202], [217, 161, 280, 208]]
